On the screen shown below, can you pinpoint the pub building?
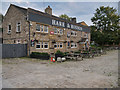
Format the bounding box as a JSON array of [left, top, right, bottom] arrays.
[[3, 4, 91, 55]]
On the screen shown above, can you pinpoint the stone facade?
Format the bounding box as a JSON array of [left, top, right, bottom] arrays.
[[3, 4, 91, 55]]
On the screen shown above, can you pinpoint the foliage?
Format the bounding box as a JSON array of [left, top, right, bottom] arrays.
[[91, 6, 120, 46], [55, 50, 64, 56], [59, 14, 72, 21], [30, 52, 50, 60]]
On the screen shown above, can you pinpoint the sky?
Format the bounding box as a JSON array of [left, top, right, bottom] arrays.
[[0, 0, 120, 25]]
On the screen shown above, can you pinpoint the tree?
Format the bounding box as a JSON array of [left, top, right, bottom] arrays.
[[91, 6, 120, 46], [91, 6, 119, 32], [59, 14, 71, 21]]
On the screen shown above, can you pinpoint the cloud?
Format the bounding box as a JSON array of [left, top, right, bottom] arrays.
[[1, 2, 119, 26]]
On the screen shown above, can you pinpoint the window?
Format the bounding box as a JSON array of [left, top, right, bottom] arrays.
[[58, 43, 59, 48], [8, 24, 11, 34], [54, 43, 57, 48], [41, 42, 44, 48], [71, 43, 77, 48], [36, 24, 40, 32], [60, 29, 63, 35], [71, 43, 74, 48], [44, 26, 48, 33], [54, 28, 58, 34], [71, 31, 77, 36], [60, 43, 63, 48], [44, 42, 49, 49], [16, 39, 21, 44], [40, 25, 44, 32], [67, 42, 70, 47], [16, 22, 21, 32], [36, 42, 41, 49]]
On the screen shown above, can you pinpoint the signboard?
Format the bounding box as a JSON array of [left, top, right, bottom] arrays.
[[28, 9, 90, 32], [50, 31, 54, 35]]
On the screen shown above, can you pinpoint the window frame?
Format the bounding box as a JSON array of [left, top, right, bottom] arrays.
[[16, 22, 21, 32], [44, 25, 48, 33], [36, 24, 40, 32], [8, 24, 11, 34], [44, 42, 49, 49], [54, 28, 58, 34], [36, 42, 41, 49]]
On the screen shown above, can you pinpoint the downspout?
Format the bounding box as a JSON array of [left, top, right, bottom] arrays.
[[27, 10, 31, 56]]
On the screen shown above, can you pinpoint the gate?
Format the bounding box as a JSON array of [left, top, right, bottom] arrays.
[[1, 44, 27, 58]]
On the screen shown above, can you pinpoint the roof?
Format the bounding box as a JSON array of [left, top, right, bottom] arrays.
[[10, 4, 27, 15], [9, 4, 90, 33], [77, 21, 88, 26]]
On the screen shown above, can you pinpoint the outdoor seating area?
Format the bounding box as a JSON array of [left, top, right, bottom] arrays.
[[54, 46, 119, 62]]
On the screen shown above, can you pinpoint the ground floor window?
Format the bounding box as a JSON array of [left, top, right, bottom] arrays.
[[36, 42, 49, 49], [54, 43, 57, 48], [54, 42, 63, 49], [60, 43, 63, 48], [44, 42, 49, 49], [36, 43, 41, 49]]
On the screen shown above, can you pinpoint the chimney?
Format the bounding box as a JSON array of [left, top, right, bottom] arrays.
[[71, 17, 76, 23], [45, 6, 52, 15]]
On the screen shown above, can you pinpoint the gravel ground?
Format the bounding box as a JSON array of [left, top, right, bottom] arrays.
[[2, 50, 118, 88]]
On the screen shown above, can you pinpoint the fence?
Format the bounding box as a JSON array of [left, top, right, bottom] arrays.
[[0, 44, 27, 59], [0, 38, 2, 44]]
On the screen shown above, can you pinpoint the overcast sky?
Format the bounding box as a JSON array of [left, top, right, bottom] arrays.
[[1, 0, 120, 25]]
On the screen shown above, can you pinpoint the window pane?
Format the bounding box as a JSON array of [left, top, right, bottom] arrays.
[[60, 43, 63, 48], [54, 28, 57, 34], [36, 44, 40, 48], [40, 25, 44, 32], [60, 29, 63, 35], [54, 43, 57, 48], [44, 26, 48, 33], [17, 22, 21, 32], [44, 42, 48, 49], [36, 24, 40, 31]]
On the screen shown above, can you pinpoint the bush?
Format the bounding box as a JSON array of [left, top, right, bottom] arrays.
[[74, 51, 81, 54], [55, 50, 64, 60], [30, 52, 50, 60]]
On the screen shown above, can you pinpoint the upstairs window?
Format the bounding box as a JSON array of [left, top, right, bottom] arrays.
[[44, 26, 48, 33], [71, 31, 77, 36], [71, 43, 77, 48], [16, 22, 21, 32], [36, 24, 40, 32], [40, 25, 44, 32], [54, 28, 58, 34], [60, 29, 63, 35], [8, 24, 11, 34]]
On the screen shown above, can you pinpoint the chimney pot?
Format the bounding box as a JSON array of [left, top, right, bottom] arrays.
[[45, 5, 52, 15]]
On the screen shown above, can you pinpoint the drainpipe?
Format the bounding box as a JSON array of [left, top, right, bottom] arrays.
[[28, 21, 30, 56], [27, 11, 31, 56]]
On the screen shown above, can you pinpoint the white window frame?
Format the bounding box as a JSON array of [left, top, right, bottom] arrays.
[[71, 31, 77, 36], [54, 43, 57, 49], [36, 42, 41, 49], [44, 42, 49, 49], [36, 24, 40, 32], [71, 43, 77, 48], [8, 24, 11, 34], [16, 22, 21, 32], [44, 26, 48, 33], [59, 29, 63, 35], [59, 43, 63, 48], [16, 39, 21, 44], [54, 28, 58, 34], [40, 25, 44, 32]]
